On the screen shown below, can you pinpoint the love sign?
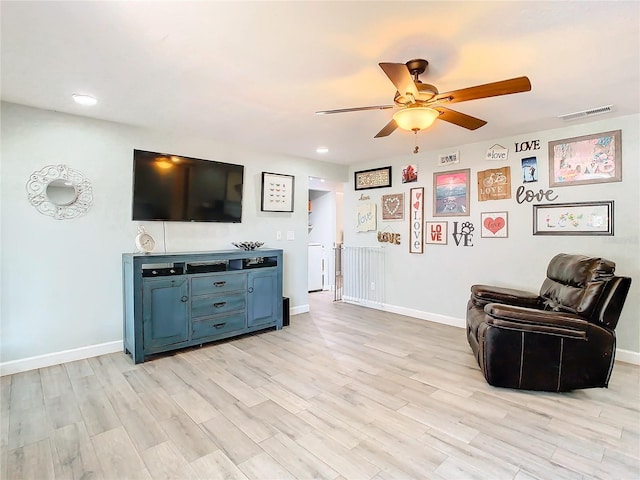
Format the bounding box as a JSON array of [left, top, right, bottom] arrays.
[[480, 212, 508, 238], [409, 187, 424, 253]]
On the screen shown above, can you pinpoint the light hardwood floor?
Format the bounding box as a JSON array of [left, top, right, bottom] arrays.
[[2, 291, 639, 479]]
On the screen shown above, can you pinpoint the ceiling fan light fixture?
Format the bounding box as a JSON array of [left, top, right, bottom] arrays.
[[393, 107, 439, 132]]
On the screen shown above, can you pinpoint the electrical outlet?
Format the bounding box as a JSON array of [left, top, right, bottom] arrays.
[[276, 231, 282, 241], [287, 230, 295, 241]]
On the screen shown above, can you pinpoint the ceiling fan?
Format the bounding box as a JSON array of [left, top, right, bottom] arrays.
[[316, 59, 531, 138]]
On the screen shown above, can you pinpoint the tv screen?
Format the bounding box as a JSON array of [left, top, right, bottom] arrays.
[[132, 149, 243, 223]]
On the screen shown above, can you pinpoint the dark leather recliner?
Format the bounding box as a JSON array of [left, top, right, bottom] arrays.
[[466, 253, 631, 391]]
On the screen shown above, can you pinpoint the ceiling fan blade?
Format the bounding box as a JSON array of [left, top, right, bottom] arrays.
[[374, 119, 398, 138], [432, 76, 531, 105], [379, 62, 419, 99], [316, 105, 395, 115], [433, 107, 487, 130]]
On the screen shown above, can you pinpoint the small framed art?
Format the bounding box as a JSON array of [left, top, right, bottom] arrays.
[[433, 168, 470, 217], [480, 212, 508, 238], [261, 172, 294, 212]]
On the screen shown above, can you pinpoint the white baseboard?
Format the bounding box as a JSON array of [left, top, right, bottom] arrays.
[[343, 299, 639, 365], [291, 304, 310, 315], [0, 341, 123, 376], [3, 304, 638, 376], [616, 349, 640, 365]]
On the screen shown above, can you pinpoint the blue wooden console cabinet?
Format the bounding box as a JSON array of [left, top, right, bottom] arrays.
[[122, 249, 283, 363]]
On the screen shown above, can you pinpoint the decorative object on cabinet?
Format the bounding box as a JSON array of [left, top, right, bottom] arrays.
[[26, 164, 93, 220], [548, 130, 621, 187], [232, 241, 265, 250], [135, 226, 156, 253], [122, 249, 284, 363], [466, 253, 631, 391], [480, 212, 508, 238], [354, 166, 392, 190], [533, 201, 614, 236], [409, 187, 424, 253], [381, 193, 404, 220], [433, 168, 470, 216], [477, 167, 511, 201], [261, 172, 294, 212]]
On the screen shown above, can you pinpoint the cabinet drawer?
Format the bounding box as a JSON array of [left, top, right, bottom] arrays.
[[192, 312, 246, 339], [191, 292, 246, 318], [191, 273, 246, 296]]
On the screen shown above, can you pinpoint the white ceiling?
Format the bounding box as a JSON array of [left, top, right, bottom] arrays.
[[2, 1, 639, 165]]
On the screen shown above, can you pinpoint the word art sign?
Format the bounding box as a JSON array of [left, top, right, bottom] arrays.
[[378, 231, 401, 245], [478, 167, 511, 201], [356, 203, 376, 232], [480, 212, 508, 238], [426, 221, 447, 245], [486, 144, 508, 161], [514, 139, 541, 152], [409, 187, 424, 254], [516, 185, 558, 204], [452, 221, 474, 247]]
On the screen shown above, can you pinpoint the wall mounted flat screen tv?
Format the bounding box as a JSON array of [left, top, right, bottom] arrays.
[[132, 149, 244, 222]]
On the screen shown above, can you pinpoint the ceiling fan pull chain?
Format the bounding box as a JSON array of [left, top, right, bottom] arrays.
[[413, 131, 420, 154]]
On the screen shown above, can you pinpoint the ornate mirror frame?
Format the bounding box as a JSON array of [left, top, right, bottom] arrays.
[[26, 164, 94, 220]]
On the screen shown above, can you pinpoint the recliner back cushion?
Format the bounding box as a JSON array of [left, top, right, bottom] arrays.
[[539, 254, 615, 318]]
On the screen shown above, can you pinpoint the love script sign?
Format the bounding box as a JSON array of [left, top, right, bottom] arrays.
[[409, 187, 424, 253]]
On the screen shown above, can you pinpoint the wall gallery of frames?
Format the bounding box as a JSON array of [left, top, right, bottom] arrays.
[[355, 129, 621, 251]]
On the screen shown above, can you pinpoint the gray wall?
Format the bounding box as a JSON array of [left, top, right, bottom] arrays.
[[1, 102, 348, 365], [344, 114, 639, 356]]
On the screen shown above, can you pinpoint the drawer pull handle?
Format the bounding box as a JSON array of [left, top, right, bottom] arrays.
[[213, 281, 226, 287], [214, 323, 226, 329], [181, 296, 189, 302], [213, 302, 226, 308]]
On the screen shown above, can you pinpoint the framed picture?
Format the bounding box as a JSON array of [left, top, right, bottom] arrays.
[[402, 164, 418, 183], [356, 203, 377, 232], [409, 187, 424, 253], [477, 166, 511, 201], [437, 151, 459, 167], [433, 168, 470, 217], [354, 166, 392, 190], [425, 221, 447, 244], [261, 172, 294, 212], [480, 211, 508, 238], [548, 130, 621, 187], [381, 193, 404, 220], [533, 201, 614, 236]]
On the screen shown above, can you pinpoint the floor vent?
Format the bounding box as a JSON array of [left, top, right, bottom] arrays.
[[558, 105, 614, 121]]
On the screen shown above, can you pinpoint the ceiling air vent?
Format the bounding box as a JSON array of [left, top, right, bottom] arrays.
[[558, 105, 614, 121]]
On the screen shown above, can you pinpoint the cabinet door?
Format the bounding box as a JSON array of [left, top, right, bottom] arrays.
[[142, 277, 189, 349], [247, 269, 277, 327]]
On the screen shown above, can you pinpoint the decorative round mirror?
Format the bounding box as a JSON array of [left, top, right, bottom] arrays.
[[26, 164, 93, 219]]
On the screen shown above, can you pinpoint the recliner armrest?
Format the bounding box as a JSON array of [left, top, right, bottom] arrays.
[[485, 303, 588, 339], [471, 284, 541, 309]]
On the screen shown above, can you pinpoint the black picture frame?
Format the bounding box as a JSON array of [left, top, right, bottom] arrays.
[[354, 166, 392, 191], [261, 172, 294, 212]]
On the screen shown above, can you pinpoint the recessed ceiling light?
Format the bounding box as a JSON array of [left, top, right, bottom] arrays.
[[72, 94, 97, 106], [316, 146, 329, 154]]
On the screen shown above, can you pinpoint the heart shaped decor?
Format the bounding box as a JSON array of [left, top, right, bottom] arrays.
[[484, 217, 505, 234], [384, 197, 400, 215]]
